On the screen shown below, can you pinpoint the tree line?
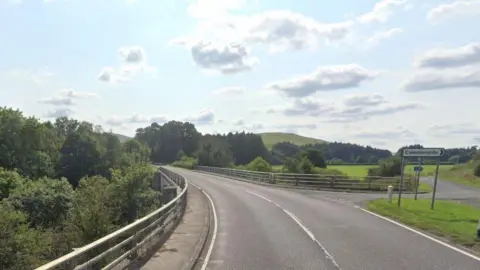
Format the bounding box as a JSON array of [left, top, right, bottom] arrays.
[[0, 107, 160, 270], [135, 121, 479, 170]]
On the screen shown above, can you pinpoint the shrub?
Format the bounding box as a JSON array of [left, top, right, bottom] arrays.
[[368, 156, 402, 177], [246, 157, 272, 172], [172, 156, 197, 169], [474, 163, 480, 177]]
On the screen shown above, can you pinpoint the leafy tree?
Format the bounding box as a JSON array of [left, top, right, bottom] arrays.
[[368, 156, 402, 177], [246, 157, 272, 172], [300, 148, 326, 168]]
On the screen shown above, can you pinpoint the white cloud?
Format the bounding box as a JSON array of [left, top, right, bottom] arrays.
[[187, 0, 246, 19], [45, 107, 74, 118], [4, 67, 54, 85], [352, 127, 417, 140], [103, 113, 168, 127], [98, 46, 157, 83], [265, 64, 377, 97], [365, 28, 403, 48], [212, 86, 245, 95], [428, 123, 480, 137], [184, 108, 215, 125], [415, 42, 480, 69], [256, 94, 423, 123], [357, 0, 408, 24], [39, 89, 99, 106], [190, 42, 258, 74], [213, 86, 245, 96], [402, 68, 480, 92], [428, 0, 480, 23]]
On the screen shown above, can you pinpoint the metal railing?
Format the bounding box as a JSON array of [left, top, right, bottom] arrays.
[[36, 167, 188, 270], [195, 166, 412, 191]]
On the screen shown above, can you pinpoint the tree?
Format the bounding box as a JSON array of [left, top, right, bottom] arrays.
[[246, 157, 272, 172], [301, 148, 326, 168]]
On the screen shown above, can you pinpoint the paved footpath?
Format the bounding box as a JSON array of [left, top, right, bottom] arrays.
[[140, 182, 209, 270]]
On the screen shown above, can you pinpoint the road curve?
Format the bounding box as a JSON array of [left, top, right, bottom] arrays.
[[175, 168, 338, 270], [171, 168, 480, 270]]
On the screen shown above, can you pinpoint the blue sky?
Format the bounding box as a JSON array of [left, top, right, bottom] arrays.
[[1, 0, 480, 151]]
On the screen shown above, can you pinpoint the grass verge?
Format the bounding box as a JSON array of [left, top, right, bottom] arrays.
[[367, 198, 480, 252], [437, 163, 480, 188]]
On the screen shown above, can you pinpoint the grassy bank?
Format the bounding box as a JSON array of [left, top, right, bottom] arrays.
[[273, 164, 453, 177], [437, 163, 480, 188], [367, 198, 480, 252]]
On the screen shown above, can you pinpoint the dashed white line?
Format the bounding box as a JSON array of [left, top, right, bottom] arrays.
[[355, 206, 480, 262], [188, 181, 218, 270], [245, 190, 341, 269]]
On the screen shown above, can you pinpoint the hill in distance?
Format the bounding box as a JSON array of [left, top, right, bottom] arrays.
[[114, 131, 326, 149], [258, 132, 327, 149], [115, 133, 131, 143]]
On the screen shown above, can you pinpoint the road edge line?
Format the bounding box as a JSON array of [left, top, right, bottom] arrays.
[[245, 191, 341, 269], [354, 205, 480, 262], [189, 181, 218, 270]]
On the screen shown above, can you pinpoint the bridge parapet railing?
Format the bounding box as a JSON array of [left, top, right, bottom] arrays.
[[35, 167, 188, 270], [195, 166, 410, 191]]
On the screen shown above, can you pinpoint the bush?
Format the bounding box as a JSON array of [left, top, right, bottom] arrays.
[[298, 157, 314, 174], [246, 157, 272, 172], [368, 156, 402, 177], [172, 156, 197, 169], [474, 163, 480, 177]]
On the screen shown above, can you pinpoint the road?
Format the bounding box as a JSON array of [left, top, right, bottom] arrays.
[[169, 168, 480, 270]]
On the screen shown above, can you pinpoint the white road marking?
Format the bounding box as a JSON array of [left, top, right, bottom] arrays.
[[355, 206, 480, 262], [188, 181, 219, 270], [245, 191, 341, 269]]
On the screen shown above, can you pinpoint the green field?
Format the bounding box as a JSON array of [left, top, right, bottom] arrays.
[[368, 198, 480, 252], [273, 164, 454, 177], [259, 132, 327, 149]]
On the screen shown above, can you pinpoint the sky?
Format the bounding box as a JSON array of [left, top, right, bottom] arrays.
[[1, 0, 479, 152]]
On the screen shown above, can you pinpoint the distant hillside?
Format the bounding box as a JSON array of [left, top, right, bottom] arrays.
[[115, 133, 131, 143], [258, 132, 327, 149]]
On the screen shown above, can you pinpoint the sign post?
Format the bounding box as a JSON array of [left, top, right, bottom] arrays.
[[431, 158, 441, 210], [414, 158, 423, 200], [400, 148, 445, 208]]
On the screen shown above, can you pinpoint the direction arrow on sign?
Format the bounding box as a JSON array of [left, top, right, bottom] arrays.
[[413, 166, 423, 172], [402, 148, 446, 157]]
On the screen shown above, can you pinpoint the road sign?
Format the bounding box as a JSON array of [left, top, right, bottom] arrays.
[[413, 166, 423, 172], [402, 148, 445, 157]]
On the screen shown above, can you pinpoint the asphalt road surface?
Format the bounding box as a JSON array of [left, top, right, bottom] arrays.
[[170, 168, 480, 270]]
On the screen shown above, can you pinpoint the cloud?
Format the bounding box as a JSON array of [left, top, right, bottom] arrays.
[[402, 69, 480, 92], [45, 107, 74, 118], [365, 28, 403, 48], [119, 46, 146, 64], [38, 89, 99, 106], [427, 0, 480, 23], [343, 94, 386, 107], [190, 41, 258, 74], [428, 123, 480, 137], [357, 0, 408, 24], [352, 127, 417, 140], [257, 94, 423, 123], [184, 108, 215, 125], [265, 64, 377, 98], [415, 42, 480, 69], [98, 46, 157, 83], [4, 67, 54, 85], [103, 113, 168, 127], [212, 86, 245, 96]]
